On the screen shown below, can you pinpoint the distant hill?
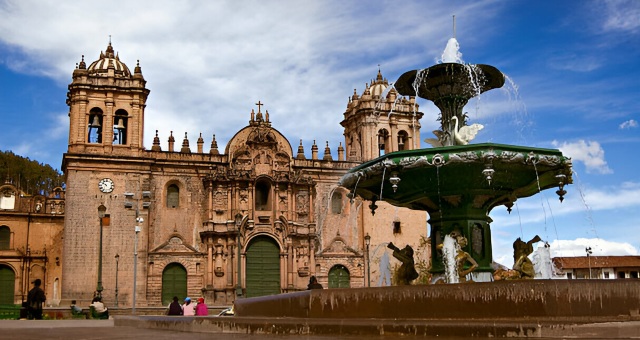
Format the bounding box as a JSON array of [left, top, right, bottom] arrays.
[[0, 150, 64, 196]]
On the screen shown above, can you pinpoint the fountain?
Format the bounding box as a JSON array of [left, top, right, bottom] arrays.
[[227, 35, 640, 338], [339, 38, 573, 280]]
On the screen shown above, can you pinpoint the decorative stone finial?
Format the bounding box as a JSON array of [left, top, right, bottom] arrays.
[[323, 141, 332, 161], [151, 130, 161, 151], [168, 131, 175, 152], [197, 132, 204, 153], [311, 140, 319, 160], [181, 132, 191, 153], [210, 134, 219, 155], [296, 139, 306, 160]]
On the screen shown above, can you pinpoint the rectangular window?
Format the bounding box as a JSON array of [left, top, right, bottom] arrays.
[[567, 273, 573, 279], [631, 271, 639, 279], [393, 221, 401, 234], [604, 272, 610, 279], [618, 271, 626, 279]]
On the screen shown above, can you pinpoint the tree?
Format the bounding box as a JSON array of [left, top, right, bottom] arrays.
[[0, 150, 64, 196]]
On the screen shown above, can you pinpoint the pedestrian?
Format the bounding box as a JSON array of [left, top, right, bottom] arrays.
[[167, 296, 183, 315], [182, 297, 194, 316], [26, 279, 46, 320], [195, 297, 208, 316], [307, 275, 323, 290]]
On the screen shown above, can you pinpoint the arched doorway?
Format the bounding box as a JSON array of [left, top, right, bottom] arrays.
[[245, 236, 280, 297], [161, 263, 187, 305], [328, 264, 350, 288], [0, 265, 15, 305]]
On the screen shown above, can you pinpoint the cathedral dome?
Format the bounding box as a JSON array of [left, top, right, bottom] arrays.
[[87, 42, 131, 77], [368, 69, 389, 97]]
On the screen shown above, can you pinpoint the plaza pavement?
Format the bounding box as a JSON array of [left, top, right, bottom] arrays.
[[1, 317, 640, 339]]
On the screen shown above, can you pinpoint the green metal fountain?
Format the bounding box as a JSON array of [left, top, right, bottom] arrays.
[[339, 38, 573, 278]]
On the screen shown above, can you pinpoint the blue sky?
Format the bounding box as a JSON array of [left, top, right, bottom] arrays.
[[1, 0, 639, 266]]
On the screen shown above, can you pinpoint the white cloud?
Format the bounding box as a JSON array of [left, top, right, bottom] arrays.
[[619, 119, 638, 129], [552, 140, 612, 174], [549, 238, 639, 257], [548, 54, 602, 73], [0, 0, 510, 164], [601, 0, 640, 34]]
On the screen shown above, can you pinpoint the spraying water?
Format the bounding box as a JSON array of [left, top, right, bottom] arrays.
[[532, 242, 555, 279], [440, 38, 464, 64], [442, 234, 459, 283]]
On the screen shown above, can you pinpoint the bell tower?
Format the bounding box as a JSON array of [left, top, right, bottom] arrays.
[[66, 41, 150, 156], [340, 69, 424, 162]]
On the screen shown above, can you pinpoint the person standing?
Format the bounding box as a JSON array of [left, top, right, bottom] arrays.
[[26, 279, 46, 320], [167, 296, 183, 315], [195, 297, 208, 316], [182, 297, 195, 316]]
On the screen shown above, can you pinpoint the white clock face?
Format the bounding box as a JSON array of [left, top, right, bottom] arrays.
[[98, 178, 114, 193]]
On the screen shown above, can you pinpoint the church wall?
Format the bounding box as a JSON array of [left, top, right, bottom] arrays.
[[362, 202, 430, 286], [0, 185, 64, 306]]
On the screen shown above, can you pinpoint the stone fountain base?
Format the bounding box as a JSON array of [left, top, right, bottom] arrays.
[[227, 280, 640, 337]]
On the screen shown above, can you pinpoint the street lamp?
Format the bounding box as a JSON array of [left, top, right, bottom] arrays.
[[364, 233, 371, 287], [114, 254, 119, 307], [96, 204, 107, 298], [235, 213, 243, 298], [133, 216, 142, 314], [586, 247, 593, 279]]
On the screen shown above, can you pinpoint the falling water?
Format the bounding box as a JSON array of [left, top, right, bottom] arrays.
[[571, 170, 600, 239], [532, 243, 555, 279], [442, 234, 459, 283], [481, 73, 533, 146], [348, 197, 362, 247], [531, 160, 551, 241], [369, 243, 392, 287]]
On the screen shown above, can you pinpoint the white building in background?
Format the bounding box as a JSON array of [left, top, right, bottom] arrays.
[[552, 256, 640, 280]]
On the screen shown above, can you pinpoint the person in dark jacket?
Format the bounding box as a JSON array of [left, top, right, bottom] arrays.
[[307, 276, 323, 290], [167, 296, 183, 315], [26, 279, 46, 320]]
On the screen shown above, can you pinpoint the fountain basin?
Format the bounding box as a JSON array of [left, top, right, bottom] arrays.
[[394, 63, 505, 104], [340, 143, 572, 211], [235, 280, 640, 321]]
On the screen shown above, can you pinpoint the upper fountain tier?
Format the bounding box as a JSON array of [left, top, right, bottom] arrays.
[[395, 62, 505, 147], [394, 63, 505, 104]]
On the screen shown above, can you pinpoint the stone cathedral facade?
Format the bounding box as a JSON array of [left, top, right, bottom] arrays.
[[1, 42, 430, 307]]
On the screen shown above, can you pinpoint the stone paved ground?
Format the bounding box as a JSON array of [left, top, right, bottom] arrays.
[[0, 320, 389, 340], [0, 319, 634, 339]]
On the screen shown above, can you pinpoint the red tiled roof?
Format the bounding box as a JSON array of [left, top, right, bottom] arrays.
[[553, 256, 640, 270]]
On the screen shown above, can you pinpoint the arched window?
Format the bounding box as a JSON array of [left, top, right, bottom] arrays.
[[0, 226, 10, 250], [331, 192, 343, 214], [378, 129, 389, 156], [113, 109, 128, 145], [255, 179, 272, 211], [167, 184, 179, 208], [87, 108, 104, 143], [328, 264, 350, 288], [397, 130, 408, 151]]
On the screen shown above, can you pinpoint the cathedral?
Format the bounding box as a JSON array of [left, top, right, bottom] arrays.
[[1, 42, 429, 308]]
